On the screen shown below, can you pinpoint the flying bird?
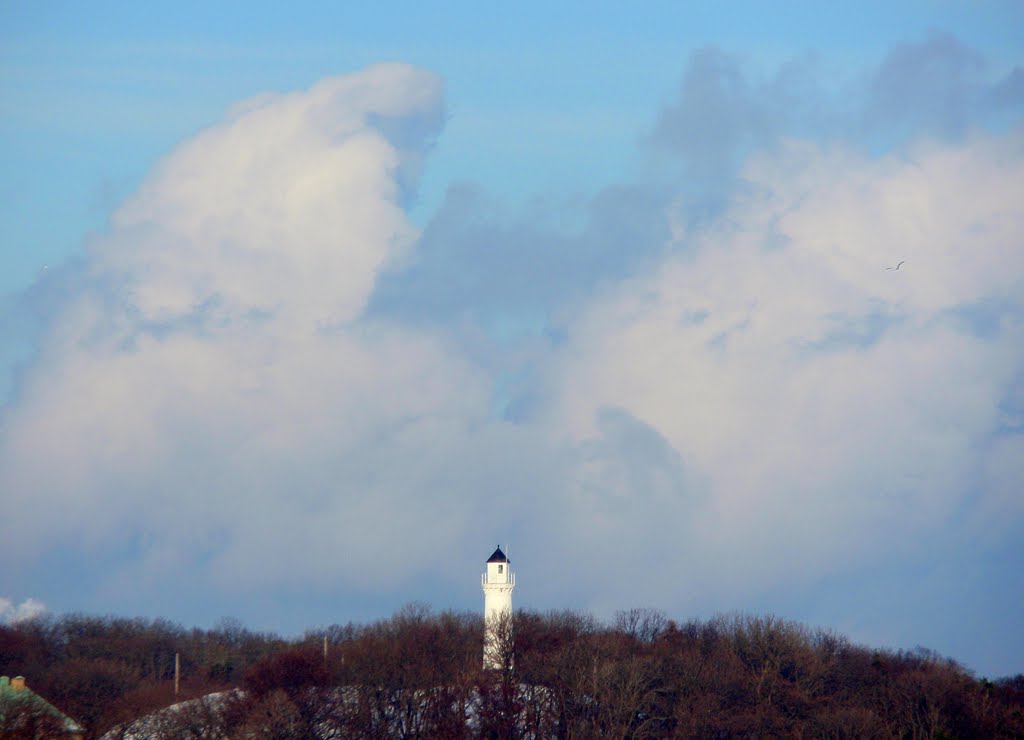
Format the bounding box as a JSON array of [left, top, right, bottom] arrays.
[[886, 260, 905, 271]]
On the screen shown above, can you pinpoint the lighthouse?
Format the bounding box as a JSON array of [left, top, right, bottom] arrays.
[[482, 545, 515, 669]]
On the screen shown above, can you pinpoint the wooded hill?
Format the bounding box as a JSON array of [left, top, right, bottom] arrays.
[[1, 606, 1022, 738]]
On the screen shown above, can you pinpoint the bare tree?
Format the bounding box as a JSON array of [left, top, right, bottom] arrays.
[[613, 608, 667, 644]]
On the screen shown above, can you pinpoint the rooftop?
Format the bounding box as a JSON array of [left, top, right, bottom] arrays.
[[0, 675, 84, 736], [487, 546, 509, 563]]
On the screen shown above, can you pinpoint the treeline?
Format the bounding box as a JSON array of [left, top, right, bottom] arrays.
[[1, 605, 1022, 738], [0, 613, 283, 736]]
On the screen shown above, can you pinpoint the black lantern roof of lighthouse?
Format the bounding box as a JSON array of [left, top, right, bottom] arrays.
[[487, 546, 509, 563]]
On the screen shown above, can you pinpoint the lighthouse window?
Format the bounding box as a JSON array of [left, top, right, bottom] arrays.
[[498, 564, 503, 574]]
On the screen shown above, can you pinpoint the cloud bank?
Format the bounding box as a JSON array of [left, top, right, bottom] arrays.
[[0, 63, 502, 592], [1, 42, 1022, 674], [546, 134, 1024, 602]]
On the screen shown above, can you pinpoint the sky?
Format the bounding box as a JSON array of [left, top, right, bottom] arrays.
[[1, 2, 1023, 677]]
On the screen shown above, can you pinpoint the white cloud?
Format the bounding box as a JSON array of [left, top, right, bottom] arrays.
[[0, 63, 503, 594], [543, 131, 1024, 607], [0, 597, 47, 623], [0, 57, 1021, 663], [102, 63, 443, 328]]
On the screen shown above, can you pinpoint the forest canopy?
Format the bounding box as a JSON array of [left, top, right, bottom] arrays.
[[1, 606, 1022, 738]]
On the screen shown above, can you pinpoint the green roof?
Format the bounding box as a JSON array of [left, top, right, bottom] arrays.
[[0, 675, 84, 734]]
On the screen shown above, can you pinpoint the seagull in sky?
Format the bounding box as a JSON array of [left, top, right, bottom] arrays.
[[886, 260, 905, 271]]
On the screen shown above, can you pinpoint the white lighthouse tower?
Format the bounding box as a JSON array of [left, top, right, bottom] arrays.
[[482, 545, 515, 669]]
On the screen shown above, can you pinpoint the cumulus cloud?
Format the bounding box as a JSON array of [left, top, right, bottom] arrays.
[[0, 63, 506, 595], [102, 63, 443, 328], [0, 597, 47, 623], [543, 130, 1024, 607], [0, 42, 1021, 677], [372, 36, 1023, 352]]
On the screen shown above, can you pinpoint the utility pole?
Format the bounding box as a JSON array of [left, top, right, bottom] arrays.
[[174, 652, 180, 701]]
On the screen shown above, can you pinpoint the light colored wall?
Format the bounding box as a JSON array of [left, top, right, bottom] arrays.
[[482, 560, 515, 669], [485, 560, 510, 584]]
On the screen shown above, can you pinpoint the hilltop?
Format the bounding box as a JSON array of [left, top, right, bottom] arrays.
[[2, 606, 1022, 738]]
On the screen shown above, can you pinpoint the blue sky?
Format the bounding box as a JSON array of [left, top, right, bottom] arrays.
[[2, 2, 1023, 678]]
